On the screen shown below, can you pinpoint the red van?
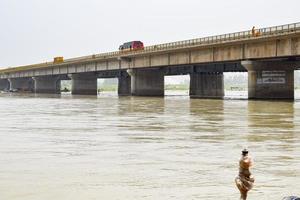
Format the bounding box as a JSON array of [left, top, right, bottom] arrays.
[[119, 41, 144, 51]]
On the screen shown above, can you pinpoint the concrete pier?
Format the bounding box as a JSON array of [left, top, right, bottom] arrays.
[[8, 77, 34, 92], [128, 69, 164, 96], [118, 71, 131, 96], [71, 73, 97, 95], [33, 76, 61, 94], [0, 79, 9, 91], [242, 61, 294, 99], [189, 72, 224, 98]]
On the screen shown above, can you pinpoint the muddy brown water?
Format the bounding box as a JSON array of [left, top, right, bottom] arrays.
[[0, 91, 299, 200]]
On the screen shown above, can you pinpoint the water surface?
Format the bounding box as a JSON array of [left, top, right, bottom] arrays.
[[0, 92, 299, 200]]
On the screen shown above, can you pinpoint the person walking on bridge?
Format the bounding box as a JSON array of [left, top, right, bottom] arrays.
[[235, 149, 255, 200], [252, 26, 256, 36]]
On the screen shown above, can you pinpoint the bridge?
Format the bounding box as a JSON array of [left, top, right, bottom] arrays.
[[1, 22, 300, 99]]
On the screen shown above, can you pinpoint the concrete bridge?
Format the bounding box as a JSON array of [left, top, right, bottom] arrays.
[[1, 22, 300, 99]]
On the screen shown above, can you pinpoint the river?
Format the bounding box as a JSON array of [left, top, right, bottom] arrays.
[[0, 91, 299, 200]]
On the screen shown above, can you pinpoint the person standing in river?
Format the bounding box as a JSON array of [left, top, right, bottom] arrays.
[[235, 149, 255, 200]]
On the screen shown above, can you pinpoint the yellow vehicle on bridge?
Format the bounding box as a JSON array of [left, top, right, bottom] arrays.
[[53, 57, 64, 64]]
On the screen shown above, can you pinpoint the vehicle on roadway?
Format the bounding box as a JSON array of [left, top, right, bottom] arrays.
[[119, 41, 144, 51]]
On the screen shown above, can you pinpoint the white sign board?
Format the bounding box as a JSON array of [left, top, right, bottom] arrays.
[[257, 71, 286, 84]]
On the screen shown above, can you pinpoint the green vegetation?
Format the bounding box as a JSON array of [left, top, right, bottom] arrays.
[[60, 82, 247, 92], [98, 84, 118, 92], [61, 81, 71, 91], [224, 84, 247, 91], [165, 84, 189, 90]]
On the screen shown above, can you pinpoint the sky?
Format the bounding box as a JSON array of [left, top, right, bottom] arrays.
[[0, 0, 299, 68]]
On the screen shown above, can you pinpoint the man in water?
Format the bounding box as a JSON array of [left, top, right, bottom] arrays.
[[283, 197, 300, 200], [235, 149, 255, 200]]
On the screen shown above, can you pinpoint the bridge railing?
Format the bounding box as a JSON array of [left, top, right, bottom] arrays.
[[139, 22, 300, 54], [90, 22, 300, 59], [1, 22, 300, 73]]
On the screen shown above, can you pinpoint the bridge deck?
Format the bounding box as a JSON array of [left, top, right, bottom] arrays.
[[1, 22, 300, 74]]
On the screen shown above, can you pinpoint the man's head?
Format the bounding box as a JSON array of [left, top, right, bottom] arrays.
[[242, 149, 248, 156], [282, 196, 300, 200]]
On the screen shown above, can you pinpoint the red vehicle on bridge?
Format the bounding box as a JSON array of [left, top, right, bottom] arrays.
[[119, 41, 144, 51]]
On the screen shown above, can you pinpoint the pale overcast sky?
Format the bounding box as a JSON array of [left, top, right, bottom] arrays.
[[0, 0, 299, 68]]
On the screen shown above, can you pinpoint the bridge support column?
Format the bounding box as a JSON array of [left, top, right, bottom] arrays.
[[118, 71, 131, 96], [33, 76, 61, 94], [189, 72, 224, 98], [71, 73, 97, 95], [0, 79, 9, 91], [127, 68, 164, 96], [242, 61, 295, 100], [8, 77, 34, 92]]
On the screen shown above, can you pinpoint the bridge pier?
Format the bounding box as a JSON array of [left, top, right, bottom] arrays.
[[8, 77, 34, 92], [189, 72, 224, 98], [71, 73, 97, 95], [33, 76, 61, 94], [118, 71, 131, 96], [242, 61, 295, 100], [0, 79, 9, 91], [127, 68, 164, 96]]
